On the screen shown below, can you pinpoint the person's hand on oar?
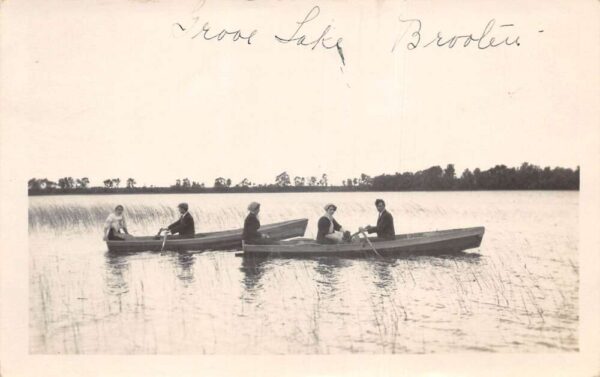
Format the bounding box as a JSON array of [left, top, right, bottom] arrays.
[[350, 230, 362, 241], [157, 228, 171, 251], [155, 228, 167, 239], [359, 229, 382, 257]]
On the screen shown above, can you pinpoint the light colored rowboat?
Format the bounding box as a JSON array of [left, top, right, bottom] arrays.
[[241, 227, 485, 257], [106, 218, 308, 253]]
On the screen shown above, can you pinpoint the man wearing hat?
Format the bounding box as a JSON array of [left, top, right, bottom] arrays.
[[242, 202, 271, 244], [317, 203, 348, 244], [164, 202, 195, 238]]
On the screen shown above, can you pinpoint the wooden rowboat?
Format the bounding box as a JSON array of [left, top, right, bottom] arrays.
[[241, 227, 485, 258], [106, 218, 308, 253]]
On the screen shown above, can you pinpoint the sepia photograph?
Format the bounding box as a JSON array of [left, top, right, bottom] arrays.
[[1, 0, 599, 376]]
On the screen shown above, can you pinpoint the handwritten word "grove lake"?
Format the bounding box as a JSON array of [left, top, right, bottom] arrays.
[[173, 6, 345, 65]]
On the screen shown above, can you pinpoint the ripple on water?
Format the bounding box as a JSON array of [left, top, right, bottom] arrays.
[[29, 191, 579, 353]]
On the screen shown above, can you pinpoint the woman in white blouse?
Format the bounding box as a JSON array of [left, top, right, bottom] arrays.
[[103, 205, 131, 241]]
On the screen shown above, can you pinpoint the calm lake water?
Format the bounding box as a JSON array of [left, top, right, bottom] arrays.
[[29, 191, 579, 354]]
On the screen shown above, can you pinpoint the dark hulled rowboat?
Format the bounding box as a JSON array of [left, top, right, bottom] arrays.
[[242, 227, 485, 258], [106, 218, 308, 253]]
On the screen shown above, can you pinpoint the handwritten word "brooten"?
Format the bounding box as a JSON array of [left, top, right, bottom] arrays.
[[392, 18, 521, 51]]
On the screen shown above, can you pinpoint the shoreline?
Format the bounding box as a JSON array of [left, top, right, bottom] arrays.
[[28, 188, 580, 196]]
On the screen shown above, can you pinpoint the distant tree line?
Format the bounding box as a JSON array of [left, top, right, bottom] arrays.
[[369, 163, 579, 191], [28, 162, 579, 195]]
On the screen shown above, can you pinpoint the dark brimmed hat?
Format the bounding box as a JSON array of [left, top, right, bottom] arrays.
[[178, 202, 189, 211]]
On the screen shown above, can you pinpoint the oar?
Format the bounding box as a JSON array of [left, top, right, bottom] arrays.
[[160, 228, 169, 251], [350, 231, 364, 241], [359, 229, 382, 257]]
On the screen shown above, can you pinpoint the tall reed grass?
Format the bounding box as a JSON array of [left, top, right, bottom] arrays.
[[28, 192, 579, 353], [28, 204, 182, 230]]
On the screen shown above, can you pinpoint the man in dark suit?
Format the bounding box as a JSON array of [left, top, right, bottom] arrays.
[[165, 202, 195, 238], [362, 199, 395, 240]]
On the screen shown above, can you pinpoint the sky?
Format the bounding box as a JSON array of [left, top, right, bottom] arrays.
[[3, 0, 596, 187]]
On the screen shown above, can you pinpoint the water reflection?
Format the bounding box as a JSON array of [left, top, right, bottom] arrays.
[[436, 251, 482, 262], [369, 258, 397, 291], [172, 252, 195, 285], [29, 192, 579, 354], [313, 257, 351, 299], [239, 256, 269, 294], [104, 252, 130, 295], [103, 252, 131, 315]]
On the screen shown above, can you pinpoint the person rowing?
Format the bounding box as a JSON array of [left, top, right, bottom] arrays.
[[242, 202, 272, 244], [316, 203, 351, 244], [103, 205, 132, 241], [360, 198, 395, 241], [160, 202, 195, 238]]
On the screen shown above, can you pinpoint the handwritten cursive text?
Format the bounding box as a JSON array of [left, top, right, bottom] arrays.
[[173, 17, 257, 45], [392, 18, 521, 51], [275, 6, 345, 65]]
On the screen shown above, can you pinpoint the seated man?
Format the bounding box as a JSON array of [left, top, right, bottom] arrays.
[[163, 202, 195, 238], [361, 199, 395, 240]]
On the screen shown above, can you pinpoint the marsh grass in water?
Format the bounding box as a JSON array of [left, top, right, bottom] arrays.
[[29, 192, 579, 353], [29, 204, 180, 230]]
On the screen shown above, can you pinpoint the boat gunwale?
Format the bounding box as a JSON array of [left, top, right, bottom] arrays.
[[243, 226, 485, 253], [106, 218, 308, 246]]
